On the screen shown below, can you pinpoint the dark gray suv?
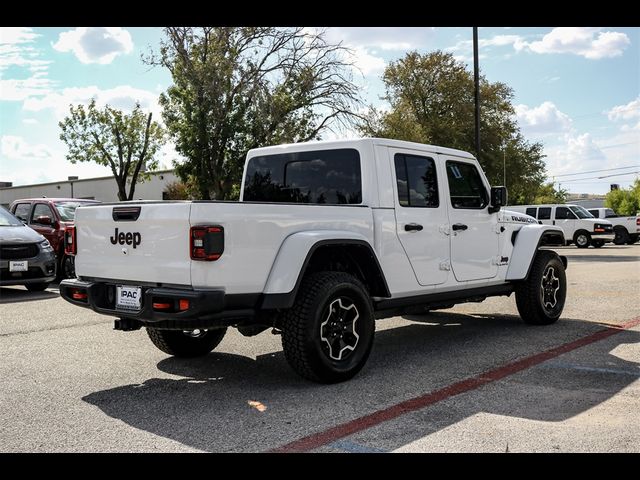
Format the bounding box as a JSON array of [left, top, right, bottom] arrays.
[[0, 207, 57, 291]]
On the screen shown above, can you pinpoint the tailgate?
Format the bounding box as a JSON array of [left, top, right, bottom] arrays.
[[74, 202, 192, 285]]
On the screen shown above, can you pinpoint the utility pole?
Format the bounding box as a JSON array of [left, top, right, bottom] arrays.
[[503, 147, 506, 187], [473, 27, 481, 161]]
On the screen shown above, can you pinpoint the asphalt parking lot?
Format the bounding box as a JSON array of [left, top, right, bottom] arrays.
[[1, 245, 638, 452]]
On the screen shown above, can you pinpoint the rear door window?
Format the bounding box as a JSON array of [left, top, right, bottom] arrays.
[[394, 153, 439, 207], [244, 149, 361, 204], [538, 207, 551, 220]]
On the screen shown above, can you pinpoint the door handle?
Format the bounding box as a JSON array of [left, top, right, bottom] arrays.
[[404, 223, 423, 232], [452, 223, 468, 231]]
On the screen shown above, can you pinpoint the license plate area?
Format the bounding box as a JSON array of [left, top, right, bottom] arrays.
[[9, 261, 28, 272], [115, 285, 142, 312]]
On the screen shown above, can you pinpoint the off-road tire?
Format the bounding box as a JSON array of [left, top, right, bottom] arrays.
[[147, 327, 227, 357], [516, 250, 566, 325], [281, 271, 375, 383]]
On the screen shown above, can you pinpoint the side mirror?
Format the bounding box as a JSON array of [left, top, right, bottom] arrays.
[[34, 215, 53, 226], [488, 186, 507, 213]]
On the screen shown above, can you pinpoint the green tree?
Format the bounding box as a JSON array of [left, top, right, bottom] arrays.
[[359, 51, 549, 204], [533, 182, 568, 204], [605, 179, 640, 215], [59, 100, 166, 201], [146, 27, 362, 200], [163, 180, 193, 200]]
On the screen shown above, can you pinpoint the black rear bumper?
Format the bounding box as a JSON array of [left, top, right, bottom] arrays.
[[59, 279, 258, 329]]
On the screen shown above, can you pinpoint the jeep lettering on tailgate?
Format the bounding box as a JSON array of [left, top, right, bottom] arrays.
[[110, 228, 141, 248]]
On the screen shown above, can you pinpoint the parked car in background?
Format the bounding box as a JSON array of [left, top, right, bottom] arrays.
[[9, 198, 100, 279], [509, 204, 614, 248], [587, 208, 640, 245], [0, 207, 56, 291]]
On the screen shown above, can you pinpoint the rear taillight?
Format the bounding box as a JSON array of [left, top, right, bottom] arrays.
[[190, 226, 224, 261], [636, 218, 640, 226], [64, 226, 76, 255]]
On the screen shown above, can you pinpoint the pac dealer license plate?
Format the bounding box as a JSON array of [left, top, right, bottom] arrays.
[[9, 261, 28, 272], [116, 285, 142, 311]]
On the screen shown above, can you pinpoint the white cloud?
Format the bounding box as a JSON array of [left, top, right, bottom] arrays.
[[481, 35, 523, 48], [1, 135, 54, 159], [447, 28, 630, 61], [0, 77, 53, 101], [22, 118, 38, 125], [0, 27, 39, 46], [324, 27, 435, 51], [621, 121, 640, 132], [0, 135, 116, 186], [544, 132, 608, 179], [23, 85, 161, 120], [0, 27, 54, 101], [349, 46, 386, 76], [607, 97, 640, 121], [52, 27, 133, 64], [515, 101, 573, 137], [524, 28, 630, 59]]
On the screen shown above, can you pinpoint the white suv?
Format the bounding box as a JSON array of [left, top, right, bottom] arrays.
[[509, 204, 614, 248]]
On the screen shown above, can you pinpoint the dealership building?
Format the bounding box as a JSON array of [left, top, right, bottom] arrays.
[[0, 169, 180, 209]]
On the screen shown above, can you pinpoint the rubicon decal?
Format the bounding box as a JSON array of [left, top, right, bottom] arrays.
[[110, 228, 141, 248], [510, 215, 537, 224]]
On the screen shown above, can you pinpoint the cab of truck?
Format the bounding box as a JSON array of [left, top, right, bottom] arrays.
[[508, 204, 614, 248]]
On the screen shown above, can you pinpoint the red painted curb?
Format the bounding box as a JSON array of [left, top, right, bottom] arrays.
[[271, 317, 640, 453]]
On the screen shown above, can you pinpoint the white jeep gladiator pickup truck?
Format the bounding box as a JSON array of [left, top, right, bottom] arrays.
[[587, 208, 639, 245], [60, 138, 568, 383]]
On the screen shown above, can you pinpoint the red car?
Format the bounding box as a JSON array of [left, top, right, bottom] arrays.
[[9, 198, 100, 279]]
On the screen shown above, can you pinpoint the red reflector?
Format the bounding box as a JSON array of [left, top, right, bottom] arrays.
[[153, 302, 172, 310], [71, 291, 87, 300], [595, 228, 605, 232], [179, 299, 190, 311]]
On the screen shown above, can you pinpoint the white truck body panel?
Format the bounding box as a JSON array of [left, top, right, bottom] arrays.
[[263, 230, 372, 294], [75, 202, 193, 286]]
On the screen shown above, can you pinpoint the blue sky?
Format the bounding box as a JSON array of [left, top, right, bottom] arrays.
[[1, 27, 638, 194]]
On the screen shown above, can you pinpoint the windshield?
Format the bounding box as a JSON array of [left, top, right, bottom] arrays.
[[0, 207, 23, 226], [570, 205, 594, 219], [54, 201, 96, 222]]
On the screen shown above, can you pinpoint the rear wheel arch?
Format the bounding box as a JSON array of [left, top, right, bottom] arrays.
[[261, 240, 390, 310]]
